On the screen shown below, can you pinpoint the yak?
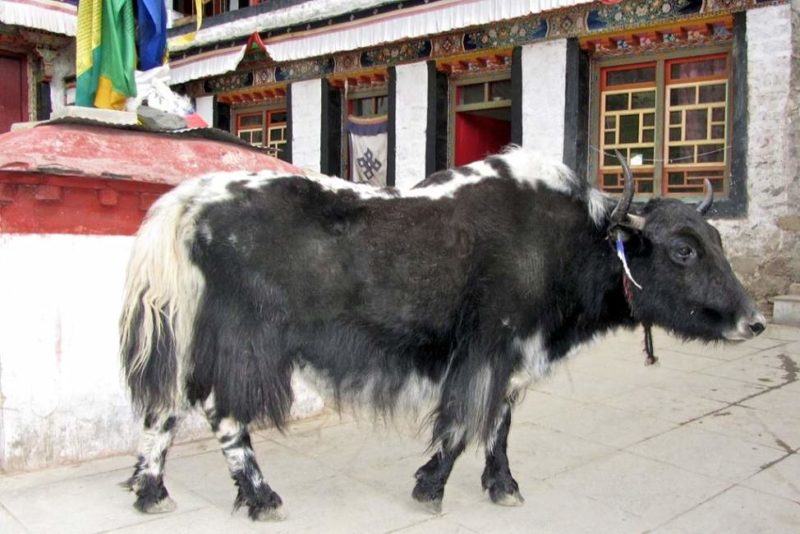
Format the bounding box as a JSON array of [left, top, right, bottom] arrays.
[[120, 147, 765, 520]]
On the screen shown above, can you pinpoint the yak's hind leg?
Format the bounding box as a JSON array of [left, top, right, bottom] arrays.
[[203, 398, 285, 521], [125, 412, 181, 513], [413, 338, 514, 512], [482, 402, 524, 506]]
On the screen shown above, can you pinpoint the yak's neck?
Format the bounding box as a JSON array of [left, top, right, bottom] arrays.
[[571, 224, 638, 337]]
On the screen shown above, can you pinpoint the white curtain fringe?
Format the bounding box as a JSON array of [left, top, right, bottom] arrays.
[[0, 0, 77, 36]]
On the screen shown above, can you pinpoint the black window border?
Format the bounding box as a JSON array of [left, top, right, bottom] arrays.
[[583, 14, 747, 218]]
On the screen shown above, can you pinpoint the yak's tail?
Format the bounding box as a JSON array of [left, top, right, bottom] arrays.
[[120, 183, 204, 415]]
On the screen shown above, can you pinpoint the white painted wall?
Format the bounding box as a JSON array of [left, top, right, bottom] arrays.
[[521, 39, 567, 161], [0, 233, 323, 472], [0, 234, 149, 471], [49, 44, 76, 115], [291, 79, 322, 172], [394, 61, 429, 189], [195, 95, 215, 127], [714, 4, 798, 301]]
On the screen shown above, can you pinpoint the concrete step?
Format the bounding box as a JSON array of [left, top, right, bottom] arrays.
[[773, 294, 800, 326]]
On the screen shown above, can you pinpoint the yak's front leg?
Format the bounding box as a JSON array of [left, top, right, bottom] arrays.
[[204, 398, 285, 521], [412, 437, 466, 513], [482, 402, 524, 505]]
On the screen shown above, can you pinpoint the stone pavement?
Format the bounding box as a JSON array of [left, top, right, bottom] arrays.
[[1, 325, 799, 533]]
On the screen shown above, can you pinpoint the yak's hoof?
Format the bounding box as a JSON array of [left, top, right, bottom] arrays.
[[411, 485, 443, 514], [417, 497, 443, 515], [140, 496, 177, 514], [252, 504, 287, 522], [489, 488, 525, 507]]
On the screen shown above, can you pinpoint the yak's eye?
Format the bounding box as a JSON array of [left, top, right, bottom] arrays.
[[671, 240, 697, 265]]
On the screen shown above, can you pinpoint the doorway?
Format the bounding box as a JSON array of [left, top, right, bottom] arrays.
[[0, 55, 27, 134], [452, 76, 511, 166]]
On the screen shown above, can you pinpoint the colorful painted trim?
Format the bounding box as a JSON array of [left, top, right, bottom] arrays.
[[183, 0, 786, 97]]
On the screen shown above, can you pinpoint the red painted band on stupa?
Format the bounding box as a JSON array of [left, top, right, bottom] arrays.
[[0, 123, 302, 235]]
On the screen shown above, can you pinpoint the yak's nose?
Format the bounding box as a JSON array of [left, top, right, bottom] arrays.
[[727, 311, 767, 341], [748, 313, 767, 336]]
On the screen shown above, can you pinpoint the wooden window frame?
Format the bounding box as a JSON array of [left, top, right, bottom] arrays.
[[233, 103, 287, 157], [347, 88, 388, 119], [589, 44, 735, 204], [447, 70, 511, 167]]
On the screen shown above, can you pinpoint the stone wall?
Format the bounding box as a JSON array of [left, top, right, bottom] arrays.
[[715, 4, 799, 307], [787, 0, 800, 294]]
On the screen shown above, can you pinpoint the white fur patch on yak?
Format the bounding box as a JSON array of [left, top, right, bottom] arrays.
[[508, 333, 551, 395], [167, 147, 608, 227]]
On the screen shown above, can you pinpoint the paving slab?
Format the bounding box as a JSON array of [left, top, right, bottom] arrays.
[[0, 503, 27, 534], [534, 402, 678, 448], [503, 423, 619, 480], [741, 452, 800, 502], [434, 480, 649, 534], [546, 450, 732, 528], [627, 425, 786, 483], [597, 384, 729, 424], [645, 369, 770, 404], [0, 469, 208, 534], [662, 485, 800, 533], [687, 404, 800, 451]]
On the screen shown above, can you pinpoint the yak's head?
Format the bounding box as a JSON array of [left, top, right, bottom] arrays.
[[609, 153, 766, 342]]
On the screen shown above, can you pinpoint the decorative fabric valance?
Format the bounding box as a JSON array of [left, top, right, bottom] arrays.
[[266, 0, 593, 62], [168, 0, 391, 53], [169, 0, 592, 61], [0, 0, 77, 36]]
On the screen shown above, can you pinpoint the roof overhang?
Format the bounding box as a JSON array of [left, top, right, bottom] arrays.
[[0, 0, 76, 36], [169, 0, 593, 63], [169, 44, 248, 85], [265, 0, 594, 62]]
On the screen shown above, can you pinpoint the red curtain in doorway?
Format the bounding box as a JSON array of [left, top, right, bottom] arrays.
[[454, 112, 510, 167]]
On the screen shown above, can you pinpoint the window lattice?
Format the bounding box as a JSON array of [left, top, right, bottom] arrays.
[[600, 85, 657, 194], [235, 109, 287, 157], [663, 55, 729, 195], [597, 52, 731, 199]]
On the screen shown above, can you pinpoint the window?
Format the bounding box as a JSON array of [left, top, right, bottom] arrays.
[[172, 0, 258, 20], [595, 50, 731, 199], [235, 108, 288, 157], [451, 74, 512, 166], [343, 86, 388, 179], [350, 95, 387, 118]]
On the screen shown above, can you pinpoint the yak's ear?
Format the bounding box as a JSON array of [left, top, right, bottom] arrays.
[[623, 214, 646, 232], [609, 213, 646, 243]]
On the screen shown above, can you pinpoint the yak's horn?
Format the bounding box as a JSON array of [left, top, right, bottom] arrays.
[[611, 149, 635, 223], [697, 178, 714, 215]]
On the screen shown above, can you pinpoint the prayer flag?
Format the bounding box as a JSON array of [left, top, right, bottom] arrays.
[[76, 0, 137, 110], [137, 0, 167, 71]]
